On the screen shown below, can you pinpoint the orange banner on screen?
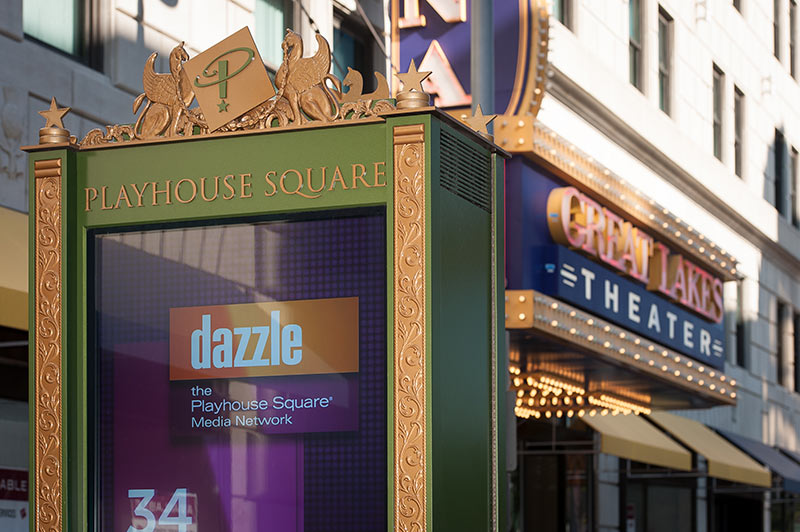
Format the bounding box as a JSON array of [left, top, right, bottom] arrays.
[[169, 297, 358, 380]]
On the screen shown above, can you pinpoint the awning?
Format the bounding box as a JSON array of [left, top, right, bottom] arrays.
[[0, 207, 27, 331], [582, 413, 691, 471], [780, 447, 800, 466], [717, 429, 800, 493], [648, 412, 771, 488]]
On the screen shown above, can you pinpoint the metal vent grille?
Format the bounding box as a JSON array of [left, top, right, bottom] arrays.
[[439, 127, 492, 212]]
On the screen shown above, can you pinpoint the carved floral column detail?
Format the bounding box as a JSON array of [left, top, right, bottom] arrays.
[[392, 123, 427, 532], [33, 158, 63, 532]]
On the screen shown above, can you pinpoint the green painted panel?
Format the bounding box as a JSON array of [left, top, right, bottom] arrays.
[[428, 120, 495, 530], [432, 190, 492, 528]]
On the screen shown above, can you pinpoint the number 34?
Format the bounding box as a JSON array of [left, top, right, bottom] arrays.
[[128, 488, 192, 532]]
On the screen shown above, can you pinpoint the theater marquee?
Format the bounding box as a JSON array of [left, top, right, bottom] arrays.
[[544, 186, 726, 368]]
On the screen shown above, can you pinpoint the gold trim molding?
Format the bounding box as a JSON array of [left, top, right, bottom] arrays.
[[503, 0, 549, 117], [393, 123, 427, 531], [33, 158, 64, 532]]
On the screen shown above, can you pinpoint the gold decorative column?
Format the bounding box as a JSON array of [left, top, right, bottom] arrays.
[[33, 158, 63, 532], [392, 123, 427, 531]]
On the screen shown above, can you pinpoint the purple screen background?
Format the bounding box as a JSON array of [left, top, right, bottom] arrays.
[[93, 209, 387, 532]]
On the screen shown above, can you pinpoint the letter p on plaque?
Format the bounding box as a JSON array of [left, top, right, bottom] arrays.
[[182, 27, 276, 132]]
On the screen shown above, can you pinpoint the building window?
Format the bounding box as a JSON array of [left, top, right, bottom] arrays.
[[23, 0, 78, 55], [776, 129, 786, 214], [255, 0, 291, 70], [22, 0, 102, 69], [771, 499, 799, 532], [734, 87, 744, 177], [333, 16, 372, 90], [778, 301, 789, 387], [553, 0, 572, 30], [629, 0, 643, 90], [736, 281, 747, 368], [713, 65, 724, 161], [658, 7, 672, 114], [792, 147, 799, 226], [776, 0, 782, 60], [794, 312, 800, 393], [792, 1, 798, 77], [624, 462, 694, 532]]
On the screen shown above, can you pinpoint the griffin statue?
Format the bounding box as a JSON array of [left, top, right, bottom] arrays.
[[274, 30, 340, 123], [133, 42, 195, 138]]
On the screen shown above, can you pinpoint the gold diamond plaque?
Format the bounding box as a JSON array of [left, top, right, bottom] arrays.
[[183, 27, 275, 132]]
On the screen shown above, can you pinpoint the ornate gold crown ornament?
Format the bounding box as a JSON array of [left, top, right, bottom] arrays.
[[36, 28, 438, 149]]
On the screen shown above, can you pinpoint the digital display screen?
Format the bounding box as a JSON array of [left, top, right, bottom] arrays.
[[91, 209, 386, 532]]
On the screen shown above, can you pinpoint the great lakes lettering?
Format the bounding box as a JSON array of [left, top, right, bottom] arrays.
[[169, 297, 359, 380], [84, 161, 386, 211], [547, 186, 724, 323]]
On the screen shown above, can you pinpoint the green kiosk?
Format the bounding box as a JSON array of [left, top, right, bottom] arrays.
[[24, 28, 506, 532]]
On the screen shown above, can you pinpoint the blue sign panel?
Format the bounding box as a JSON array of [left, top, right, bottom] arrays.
[[533, 245, 726, 370]]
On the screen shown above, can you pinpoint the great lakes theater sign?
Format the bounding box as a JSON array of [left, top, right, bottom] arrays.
[[24, 28, 506, 532], [545, 186, 726, 368]]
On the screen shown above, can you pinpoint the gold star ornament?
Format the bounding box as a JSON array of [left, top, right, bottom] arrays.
[[38, 97, 71, 129], [396, 59, 432, 93], [463, 105, 496, 135]]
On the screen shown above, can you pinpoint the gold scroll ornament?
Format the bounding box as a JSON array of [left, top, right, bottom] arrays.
[[393, 123, 427, 531], [33, 158, 64, 532], [81, 29, 399, 146]]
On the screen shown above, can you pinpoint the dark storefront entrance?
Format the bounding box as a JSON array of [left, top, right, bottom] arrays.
[[621, 460, 696, 532], [711, 489, 763, 532], [513, 419, 594, 532]]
